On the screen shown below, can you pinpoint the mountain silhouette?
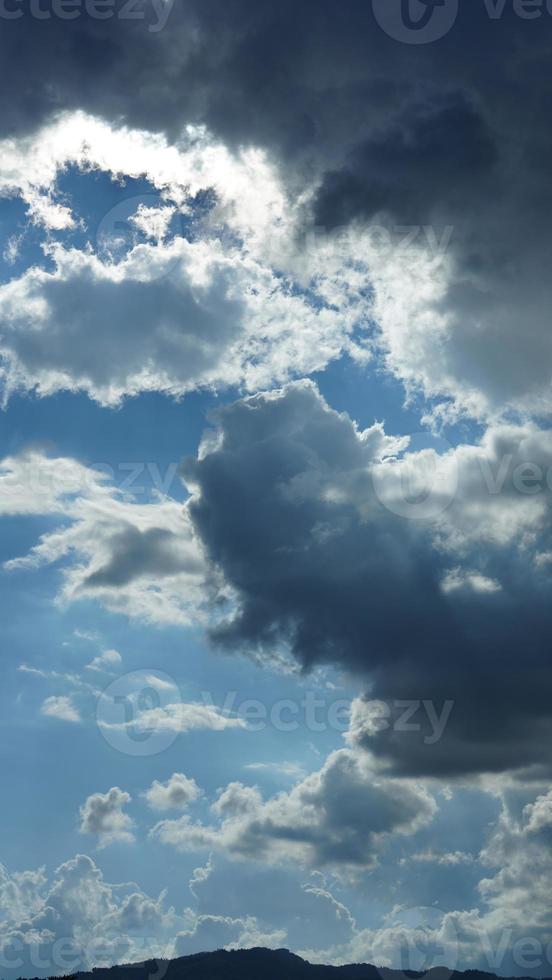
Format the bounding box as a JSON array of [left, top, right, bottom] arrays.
[[25, 948, 551, 980]]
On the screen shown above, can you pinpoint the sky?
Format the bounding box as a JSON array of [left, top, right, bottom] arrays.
[[1, 1, 552, 978]]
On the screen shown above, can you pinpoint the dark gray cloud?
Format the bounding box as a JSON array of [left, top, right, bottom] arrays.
[[4, 2, 552, 416], [314, 94, 498, 230], [0, 1, 528, 150], [183, 381, 552, 778]]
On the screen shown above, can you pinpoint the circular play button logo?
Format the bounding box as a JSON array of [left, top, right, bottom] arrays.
[[372, 0, 458, 44]]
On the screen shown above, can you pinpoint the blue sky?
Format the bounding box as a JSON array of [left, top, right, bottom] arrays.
[[1, 7, 552, 978]]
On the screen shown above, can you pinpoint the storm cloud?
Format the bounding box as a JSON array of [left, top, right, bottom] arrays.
[[3, 2, 552, 417], [184, 380, 552, 778]]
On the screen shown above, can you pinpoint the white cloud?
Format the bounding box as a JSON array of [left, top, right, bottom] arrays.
[[0, 854, 289, 974], [0, 451, 102, 516], [210, 782, 263, 821], [141, 674, 178, 692], [40, 695, 81, 723], [3, 234, 22, 265], [0, 854, 182, 976], [188, 856, 214, 898], [85, 649, 123, 673], [0, 114, 369, 407], [130, 203, 176, 242], [243, 761, 306, 780], [408, 850, 475, 867], [79, 788, 135, 848], [0, 863, 47, 925], [116, 701, 246, 734], [0, 112, 290, 248], [20, 663, 96, 695], [145, 773, 201, 811], [0, 235, 363, 406], [441, 570, 502, 595]]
